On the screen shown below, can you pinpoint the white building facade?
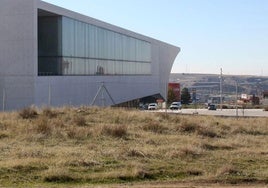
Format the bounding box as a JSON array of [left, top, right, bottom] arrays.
[[0, 0, 180, 110]]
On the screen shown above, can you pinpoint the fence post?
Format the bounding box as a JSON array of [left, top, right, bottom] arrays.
[[2, 88, 5, 111], [48, 83, 51, 106]]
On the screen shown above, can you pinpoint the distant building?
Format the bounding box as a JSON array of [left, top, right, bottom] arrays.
[[263, 91, 268, 105], [250, 95, 260, 105], [168, 83, 181, 102], [208, 96, 223, 104], [0, 0, 180, 110], [241, 94, 248, 100]]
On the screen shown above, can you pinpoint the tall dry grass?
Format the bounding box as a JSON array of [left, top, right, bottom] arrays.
[[0, 106, 267, 187]]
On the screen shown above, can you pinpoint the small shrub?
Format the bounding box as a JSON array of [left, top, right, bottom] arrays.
[[180, 147, 196, 157], [201, 143, 219, 150], [67, 160, 101, 167], [197, 127, 219, 138], [142, 116, 155, 124], [201, 143, 233, 151], [178, 121, 199, 133], [12, 164, 48, 173], [232, 126, 266, 136], [133, 169, 149, 179], [0, 132, 8, 139], [232, 126, 247, 135], [19, 107, 38, 119], [113, 116, 121, 124], [67, 127, 90, 139], [156, 112, 170, 121], [44, 175, 78, 183], [143, 122, 167, 134], [186, 169, 203, 176], [51, 118, 65, 128], [36, 117, 52, 135], [118, 170, 154, 181], [102, 125, 127, 138], [72, 115, 87, 126], [170, 116, 182, 124], [0, 122, 7, 130], [179, 146, 202, 158], [42, 107, 57, 118], [217, 165, 241, 176], [127, 149, 146, 158]]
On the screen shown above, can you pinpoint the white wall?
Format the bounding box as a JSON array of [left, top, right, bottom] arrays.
[[0, 0, 180, 110], [0, 0, 37, 110]]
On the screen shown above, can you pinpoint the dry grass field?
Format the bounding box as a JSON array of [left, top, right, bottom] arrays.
[[0, 106, 267, 187]]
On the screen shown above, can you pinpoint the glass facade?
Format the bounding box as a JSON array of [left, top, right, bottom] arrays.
[[38, 15, 151, 76]]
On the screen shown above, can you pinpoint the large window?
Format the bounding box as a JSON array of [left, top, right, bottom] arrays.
[[38, 15, 151, 76], [38, 16, 62, 75]]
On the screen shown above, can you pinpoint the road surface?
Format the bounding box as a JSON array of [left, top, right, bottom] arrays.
[[157, 108, 268, 117]]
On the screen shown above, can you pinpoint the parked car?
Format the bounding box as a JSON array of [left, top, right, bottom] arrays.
[[139, 103, 148, 110], [169, 102, 182, 110], [208, 104, 217, 110], [148, 103, 158, 110]]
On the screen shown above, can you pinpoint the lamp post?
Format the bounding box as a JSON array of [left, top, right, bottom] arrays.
[[219, 68, 223, 111], [236, 81, 238, 118]]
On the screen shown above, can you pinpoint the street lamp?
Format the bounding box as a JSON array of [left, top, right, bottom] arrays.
[[219, 68, 223, 111], [236, 80, 238, 117]]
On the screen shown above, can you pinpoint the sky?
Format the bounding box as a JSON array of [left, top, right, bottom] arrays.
[[43, 0, 268, 76]]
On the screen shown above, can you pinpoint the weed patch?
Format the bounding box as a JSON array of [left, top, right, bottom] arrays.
[[42, 107, 58, 118], [127, 149, 146, 158], [177, 121, 200, 133], [186, 169, 203, 176], [217, 165, 242, 177], [0, 132, 8, 139], [201, 143, 233, 151], [101, 125, 128, 138], [19, 106, 38, 119], [197, 127, 219, 138], [168, 145, 205, 159], [44, 174, 79, 183], [35, 117, 53, 136], [72, 115, 87, 126], [66, 127, 91, 140], [179, 146, 203, 159], [12, 164, 48, 173], [143, 122, 167, 134], [67, 160, 101, 167], [118, 170, 153, 181], [233, 126, 267, 136]]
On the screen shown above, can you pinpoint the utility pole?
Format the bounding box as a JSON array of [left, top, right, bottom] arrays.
[[219, 68, 223, 111], [192, 88, 198, 114], [236, 81, 238, 118]]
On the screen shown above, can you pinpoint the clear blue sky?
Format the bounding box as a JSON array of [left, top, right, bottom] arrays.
[[43, 0, 268, 76]]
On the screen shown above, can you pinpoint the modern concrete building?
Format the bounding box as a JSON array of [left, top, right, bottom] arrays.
[[0, 0, 180, 110]]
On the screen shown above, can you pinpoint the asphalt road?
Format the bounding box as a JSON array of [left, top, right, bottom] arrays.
[[157, 108, 268, 117]]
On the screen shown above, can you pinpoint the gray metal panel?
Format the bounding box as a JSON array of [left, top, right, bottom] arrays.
[[0, 0, 37, 76], [34, 75, 161, 107], [0, 0, 37, 110], [34, 0, 180, 107], [0, 0, 180, 110]]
